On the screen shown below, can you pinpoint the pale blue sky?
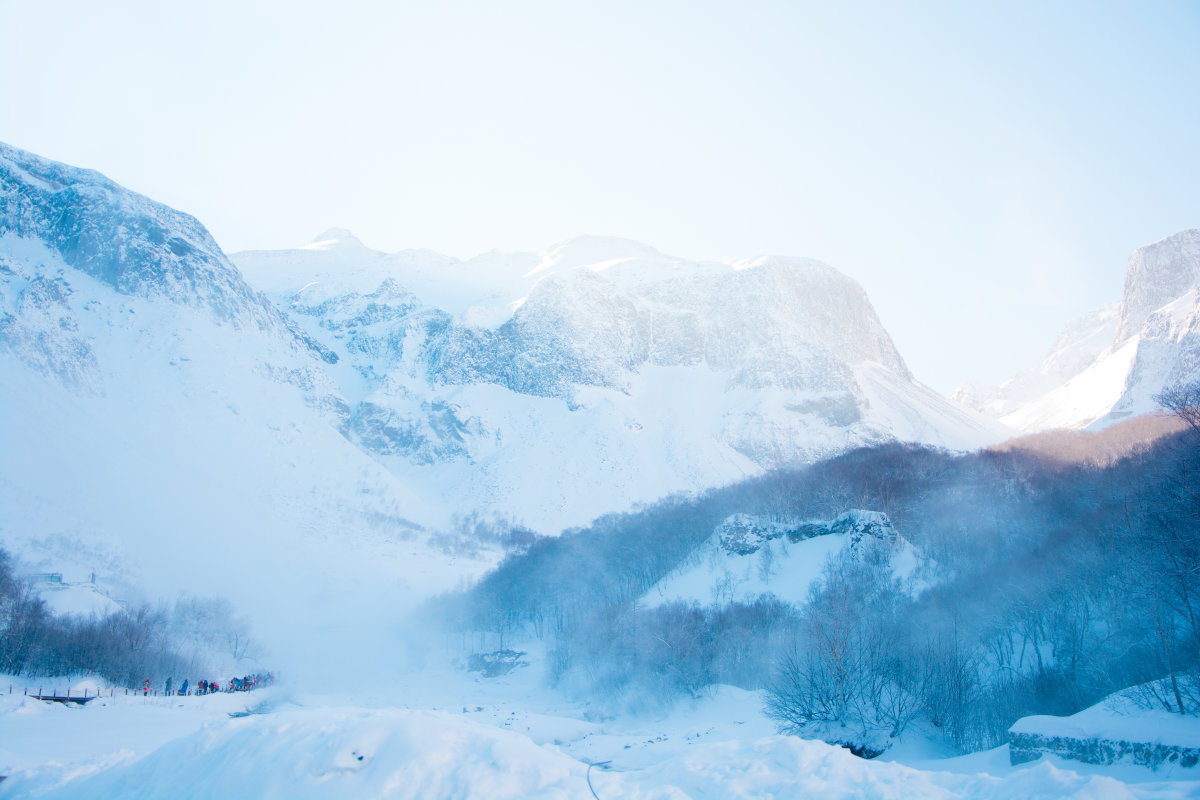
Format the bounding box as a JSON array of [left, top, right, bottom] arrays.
[[1, 0, 1198, 393]]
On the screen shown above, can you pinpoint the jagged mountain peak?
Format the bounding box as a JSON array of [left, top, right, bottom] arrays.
[[0, 142, 337, 368], [0, 141, 228, 294], [1115, 228, 1200, 344]]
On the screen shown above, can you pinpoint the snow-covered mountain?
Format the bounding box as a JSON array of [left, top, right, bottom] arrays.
[[958, 229, 1200, 431], [0, 143, 476, 679], [233, 230, 1007, 532], [1, 140, 1006, 600]]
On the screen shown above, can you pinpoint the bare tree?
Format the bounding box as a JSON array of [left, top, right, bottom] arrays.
[[1156, 384, 1200, 438]]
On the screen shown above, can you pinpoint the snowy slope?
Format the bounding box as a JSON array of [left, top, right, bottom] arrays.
[[0, 236, 483, 681], [0, 686, 1175, 800], [955, 304, 1118, 419], [33, 580, 122, 618], [964, 229, 1200, 432], [999, 337, 1142, 431], [0, 145, 497, 685]]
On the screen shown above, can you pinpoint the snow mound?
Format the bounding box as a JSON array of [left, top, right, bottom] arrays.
[[6, 707, 586, 800], [636, 735, 1138, 800], [1011, 688, 1200, 753]]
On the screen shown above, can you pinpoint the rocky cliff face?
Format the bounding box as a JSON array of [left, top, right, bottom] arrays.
[[420, 254, 906, 399], [716, 510, 897, 557], [244, 233, 910, 401], [1115, 229, 1200, 344], [0, 258, 100, 392], [0, 142, 336, 366]]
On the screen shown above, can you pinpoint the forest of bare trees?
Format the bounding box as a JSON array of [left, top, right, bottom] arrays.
[[437, 393, 1200, 753]]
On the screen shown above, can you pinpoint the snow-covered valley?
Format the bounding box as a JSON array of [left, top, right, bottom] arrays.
[[5, 139, 1200, 800]]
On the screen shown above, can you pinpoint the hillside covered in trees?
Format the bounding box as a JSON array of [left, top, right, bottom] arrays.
[[435, 399, 1200, 754]]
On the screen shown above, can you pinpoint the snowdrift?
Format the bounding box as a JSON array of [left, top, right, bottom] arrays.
[[1, 703, 1151, 800]]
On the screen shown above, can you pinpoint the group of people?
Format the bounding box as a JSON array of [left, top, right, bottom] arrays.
[[224, 673, 274, 693], [146, 672, 275, 697]]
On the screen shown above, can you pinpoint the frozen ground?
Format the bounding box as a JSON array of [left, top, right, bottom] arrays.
[[4, 649, 1200, 799]]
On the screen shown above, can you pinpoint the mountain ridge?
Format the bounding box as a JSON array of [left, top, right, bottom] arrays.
[[0, 141, 337, 366], [3, 143, 1009, 547]]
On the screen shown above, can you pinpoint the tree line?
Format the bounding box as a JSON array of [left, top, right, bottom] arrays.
[[0, 549, 257, 690]]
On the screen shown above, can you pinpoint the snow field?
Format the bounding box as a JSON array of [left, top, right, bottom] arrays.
[[2, 685, 1188, 799]]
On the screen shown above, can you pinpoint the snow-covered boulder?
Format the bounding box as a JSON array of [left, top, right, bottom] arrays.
[[1009, 687, 1200, 770], [643, 510, 917, 608]]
